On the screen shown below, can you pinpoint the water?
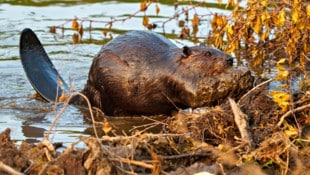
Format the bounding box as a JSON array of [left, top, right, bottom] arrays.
[[0, 0, 235, 145]]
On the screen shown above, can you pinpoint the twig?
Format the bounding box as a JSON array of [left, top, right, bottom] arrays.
[[0, 161, 24, 175], [237, 78, 273, 105], [229, 98, 254, 150], [277, 103, 310, 127], [45, 91, 101, 144], [109, 157, 155, 170], [101, 133, 189, 142], [162, 152, 211, 160]]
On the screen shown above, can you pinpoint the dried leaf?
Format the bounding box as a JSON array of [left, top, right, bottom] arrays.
[[192, 25, 198, 36], [180, 27, 190, 39], [192, 14, 199, 27], [307, 5, 310, 17], [102, 119, 112, 134], [108, 22, 112, 30], [140, 1, 147, 11], [276, 70, 289, 80], [225, 44, 235, 54], [284, 124, 298, 137], [78, 24, 83, 39], [72, 33, 79, 44], [142, 15, 149, 27], [260, 30, 269, 41], [49, 26, 56, 34], [102, 29, 108, 37], [261, 11, 270, 23], [72, 19, 79, 31], [225, 24, 233, 35], [260, 0, 267, 7], [270, 91, 291, 112], [292, 11, 299, 23], [178, 20, 185, 27], [253, 17, 261, 34], [278, 9, 286, 27], [155, 4, 160, 16], [58, 93, 67, 102]]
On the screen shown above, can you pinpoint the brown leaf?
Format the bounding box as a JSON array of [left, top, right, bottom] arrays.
[[142, 15, 149, 27], [140, 1, 147, 11], [72, 19, 79, 31], [178, 20, 185, 27], [72, 33, 79, 44], [155, 4, 160, 16], [49, 26, 56, 34], [78, 24, 83, 39], [102, 29, 108, 37]]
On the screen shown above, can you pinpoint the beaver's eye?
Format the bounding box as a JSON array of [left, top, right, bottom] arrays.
[[204, 51, 212, 57]]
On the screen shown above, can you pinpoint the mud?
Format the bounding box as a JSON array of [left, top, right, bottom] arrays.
[[0, 88, 309, 175]]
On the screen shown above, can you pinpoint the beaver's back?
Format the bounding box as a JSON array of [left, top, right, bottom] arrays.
[[97, 31, 178, 63], [83, 31, 180, 115]]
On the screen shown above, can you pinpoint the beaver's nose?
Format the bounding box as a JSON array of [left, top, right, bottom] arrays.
[[226, 56, 233, 66]]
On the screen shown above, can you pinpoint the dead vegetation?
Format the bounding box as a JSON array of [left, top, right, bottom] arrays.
[[0, 79, 309, 175]]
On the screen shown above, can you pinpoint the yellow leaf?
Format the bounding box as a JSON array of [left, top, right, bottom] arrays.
[[225, 44, 235, 54], [278, 9, 286, 27], [260, 30, 269, 41], [261, 11, 270, 23], [155, 4, 160, 16], [102, 120, 112, 134], [276, 70, 289, 80], [226, 0, 234, 9], [307, 5, 310, 17], [218, 0, 222, 5], [270, 91, 291, 112], [260, 0, 267, 7], [225, 24, 233, 35], [216, 15, 223, 26], [292, 11, 299, 23], [253, 17, 261, 34], [277, 58, 286, 64], [284, 124, 298, 137], [276, 58, 287, 71], [142, 15, 149, 27]]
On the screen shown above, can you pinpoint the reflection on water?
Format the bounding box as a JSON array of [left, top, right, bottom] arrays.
[[0, 0, 231, 145]]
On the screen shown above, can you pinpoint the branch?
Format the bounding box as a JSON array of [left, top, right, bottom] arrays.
[[0, 161, 23, 175], [237, 78, 273, 105], [109, 157, 155, 170], [277, 103, 310, 127], [229, 98, 254, 150]]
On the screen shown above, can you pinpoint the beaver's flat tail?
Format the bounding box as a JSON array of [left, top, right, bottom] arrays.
[[20, 28, 69, 102]]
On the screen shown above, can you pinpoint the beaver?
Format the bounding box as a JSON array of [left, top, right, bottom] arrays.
[[70, 31, 254, 115], [20, 29, 253, 116]]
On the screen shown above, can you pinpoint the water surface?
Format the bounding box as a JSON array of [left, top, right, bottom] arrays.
[[0, 0, 234, 145]]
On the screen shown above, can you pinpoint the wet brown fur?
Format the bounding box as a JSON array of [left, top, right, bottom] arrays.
[[73, 31, 253, 115]]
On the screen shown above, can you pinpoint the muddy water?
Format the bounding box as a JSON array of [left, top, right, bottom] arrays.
[[0, 1, 234, 145]]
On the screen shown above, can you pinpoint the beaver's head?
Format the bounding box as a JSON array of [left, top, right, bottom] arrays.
[[178, 45, 233, 75], [172, 45, 254, 107]]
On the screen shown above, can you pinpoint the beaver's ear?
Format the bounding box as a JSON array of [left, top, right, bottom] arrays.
[[182, 46, 191, 58]]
